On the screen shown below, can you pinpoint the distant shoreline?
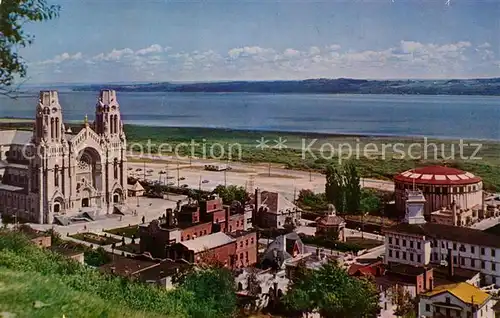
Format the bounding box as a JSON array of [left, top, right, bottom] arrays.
[[70, 77, 500, 96]]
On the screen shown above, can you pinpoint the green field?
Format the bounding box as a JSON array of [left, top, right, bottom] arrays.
[[124, 125, 500, 191], [2, 120, 500, 191]]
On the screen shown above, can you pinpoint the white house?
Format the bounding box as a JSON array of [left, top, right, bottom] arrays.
[[418, 282, 496, 318], [384, 190, 500, 286]]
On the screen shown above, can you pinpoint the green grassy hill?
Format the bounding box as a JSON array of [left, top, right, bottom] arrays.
[[0, 230, 232, 318]]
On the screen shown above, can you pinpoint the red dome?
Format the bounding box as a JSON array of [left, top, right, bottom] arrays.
[[394, 165, 481, 185]]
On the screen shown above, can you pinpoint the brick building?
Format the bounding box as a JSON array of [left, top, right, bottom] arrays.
[[228, 230, 258, 268], [139, 196, 254, 261]]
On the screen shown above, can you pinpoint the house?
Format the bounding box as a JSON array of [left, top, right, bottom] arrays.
[[261, 232, 305, 269], [18, 225, 52, 248], [49, 246, 85, 264], [167, 231, 237, 266], [136, 259, 191, 290], [384, 189, 500, 286], [315, 204, 346, 241], [418, 282, 497, 318], [251, 188, 301, 229], [127, 181, 145, 197]]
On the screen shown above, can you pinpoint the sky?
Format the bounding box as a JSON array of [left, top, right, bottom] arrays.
[[21, 0, 500, 84]]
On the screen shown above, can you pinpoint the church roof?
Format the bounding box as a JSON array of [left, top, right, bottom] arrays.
[[128, 181, 145, 192], [0, 130, 32, 145]]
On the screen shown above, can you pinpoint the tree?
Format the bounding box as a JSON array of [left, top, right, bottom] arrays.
[[360, 189, 381, 214], [84, 247, 111, 267], [325, 165, 345, 213], [344, 161, 361, 213], [325, 161, 361, 214], [390, 285, 415, 317], [283, 261, 380, 318], [179, 267, 237, 318], [283, 216, 296, 233], [1, 0, 60, 96], [213, 185, 248, 204]]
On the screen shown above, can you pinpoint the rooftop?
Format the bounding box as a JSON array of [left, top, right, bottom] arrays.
[[99, 255, 158, 277], [422, 282, 490, 306], [0, 130, 32, 146], [136, 259, 190, 282], [251, 190, 298, 214], [49, 246, 84, 257], [180, 232, 235, 253], [227, 229, 256, 239], [384, 222, 500, 248], [394, 165, 481, 185]]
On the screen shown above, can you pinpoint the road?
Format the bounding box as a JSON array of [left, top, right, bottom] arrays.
[[128, 154, 394, 202]]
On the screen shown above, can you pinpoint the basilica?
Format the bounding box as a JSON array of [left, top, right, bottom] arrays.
[[0, 90, 129, 224]]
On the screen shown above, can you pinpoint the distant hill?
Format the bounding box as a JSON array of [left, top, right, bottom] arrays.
[[72, 78, 500, 95]]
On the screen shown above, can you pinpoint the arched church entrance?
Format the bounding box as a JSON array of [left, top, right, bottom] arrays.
[[53, 197, 64, 214], [76, 147, 103, 192], [112, 188, 123, 204]]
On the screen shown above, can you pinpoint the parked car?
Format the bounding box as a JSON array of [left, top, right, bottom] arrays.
[[179, 177, 186, 181], [202, 180, 209, 184], [181, 184, 189, 188]]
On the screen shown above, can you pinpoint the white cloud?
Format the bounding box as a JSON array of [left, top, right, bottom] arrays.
[[135, 44, 163, 55], [30, 41, 500, 82], [38, 52, 83, 65]]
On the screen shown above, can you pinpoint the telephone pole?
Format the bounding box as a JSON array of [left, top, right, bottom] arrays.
[[165, 164, 169, 200], [177, 161, 180, 188], [143, 161, 146, 181], [268, 162, 271, 177]]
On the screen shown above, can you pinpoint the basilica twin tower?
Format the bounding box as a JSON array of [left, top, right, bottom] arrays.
[[0, 90, 128, 224]]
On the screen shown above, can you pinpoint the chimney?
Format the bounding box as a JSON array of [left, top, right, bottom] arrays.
[[224, 206, 230, 232], [448, 249, 454, 278], [451, 200, 457, 226], [254, 188, 261, 212], [166, 209, 173, 227]]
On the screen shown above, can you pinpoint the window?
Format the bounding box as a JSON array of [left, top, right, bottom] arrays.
[[245, 239, 248, 246], [410, 241, 414, 248], [389, 250, 393, 257], [446, 297, 450, 304], [389, 237, 393, 244], [453, 256, 457, 264], [453, 243, 457, 250], [425, 304, 430, 312], [461, 257, 465, 266], [395, 251, 400, 259], [239, 253, 243, 260], [410, 253, 414, 261], [482, 261, 485, 269], [245, 251, 248, 259], [402, 252, 407, 260], [417, 255, 421, 263], [442, 242, 445, 248], [481, 247, 485, 255], [187, 235, 190, 240], [471, 259, 475, 267], [403, 239, 406, 247], [434, 252, 438, 260], [471, 246, 475, 253], [396, 238, 400, 245], [492, 249, 496, 257], [240, 242, 243, 248], [492, 263, 496, 271], [417, 242, 421, 249]]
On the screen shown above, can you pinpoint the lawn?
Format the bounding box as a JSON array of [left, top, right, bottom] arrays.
[[3, 121, 500, 191], [70, 232, 121, 246], [104, 225, 139, 239], [116, 243, 141, 254], [345, 237, 384, 250]]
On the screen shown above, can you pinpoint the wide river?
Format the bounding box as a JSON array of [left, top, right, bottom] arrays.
[[0, 91, 499, 140]]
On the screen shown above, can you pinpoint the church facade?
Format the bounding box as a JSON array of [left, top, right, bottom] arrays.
[[0, 90, 128, 224]]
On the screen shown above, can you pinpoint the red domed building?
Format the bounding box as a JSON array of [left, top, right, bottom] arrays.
[[394, 166, 483, 218]]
